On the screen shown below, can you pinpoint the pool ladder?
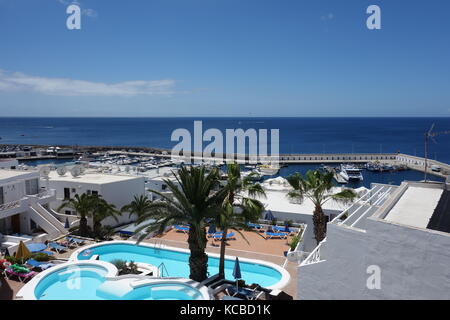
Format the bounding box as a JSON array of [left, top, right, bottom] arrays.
[[158, 262, 170, 277], [152, 239, 163, 252]]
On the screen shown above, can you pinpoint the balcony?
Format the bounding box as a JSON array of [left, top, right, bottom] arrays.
[[0, 189, 56, 217]]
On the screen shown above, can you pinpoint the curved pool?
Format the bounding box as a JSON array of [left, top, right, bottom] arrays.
[[18, 261, 211, 300], [73, 241, 289, 289]]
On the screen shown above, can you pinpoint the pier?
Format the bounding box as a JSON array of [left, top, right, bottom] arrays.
[[1, 144, 448, 178]]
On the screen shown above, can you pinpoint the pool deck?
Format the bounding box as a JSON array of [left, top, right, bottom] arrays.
[[144, 228, 298, 297], [1, 230, 298, 300]]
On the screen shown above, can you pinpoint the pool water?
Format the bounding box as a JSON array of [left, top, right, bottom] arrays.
[[34, 264, 204, 300], [77, 243, 282, 288], [35, 265, 108, 300]]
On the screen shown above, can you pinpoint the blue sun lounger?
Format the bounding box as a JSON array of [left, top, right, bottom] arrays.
[[213, 232, 235, 240], [26, 259, 55, 271], [174, 225, 189, 233], [273, 226, 292, 234], [48, 242, 68, 253], [66, 236, 86, 246], [265, 232, 287, 239], [247, 222, 264, 230]]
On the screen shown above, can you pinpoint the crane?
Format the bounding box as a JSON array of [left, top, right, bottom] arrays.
[[424, 124, 450, 182]]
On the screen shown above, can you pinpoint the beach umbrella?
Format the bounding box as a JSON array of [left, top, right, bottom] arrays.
[[284, 221, 290, 233], [15, 241, 31, 261], [207, 224, 216, 235], [233, 257, 242, 291], [65, 217, 70, 229], [264, 210, 275, 221]]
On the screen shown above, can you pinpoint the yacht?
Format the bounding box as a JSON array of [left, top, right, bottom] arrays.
[[340, 164, 363, 181], [257, 164, 280, 176]]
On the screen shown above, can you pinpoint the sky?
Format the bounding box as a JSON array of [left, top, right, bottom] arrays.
[[0, 0, 449, 117]]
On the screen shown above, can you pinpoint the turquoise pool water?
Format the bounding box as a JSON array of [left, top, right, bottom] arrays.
[[77, 243, 282, 288], [34, 264, 203, 300]]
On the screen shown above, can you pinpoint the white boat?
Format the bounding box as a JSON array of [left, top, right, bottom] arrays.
[[340, 164, 363, 181], [257, 164, 280, 176]]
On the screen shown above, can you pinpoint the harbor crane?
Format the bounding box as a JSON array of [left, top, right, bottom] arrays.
[[424, 124, 450, 182]]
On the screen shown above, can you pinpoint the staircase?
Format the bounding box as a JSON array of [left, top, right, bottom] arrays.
[[27, 203, 68, 238]]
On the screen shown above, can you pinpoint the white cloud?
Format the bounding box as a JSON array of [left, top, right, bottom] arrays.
[[0, 70, 177, 96], [321, 13, 334, 21]]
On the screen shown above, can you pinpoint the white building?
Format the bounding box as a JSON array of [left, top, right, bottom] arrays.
[[0, 169, 67, 255], [0, 159, 19, 170], [297, 181, 450, 300], [45, 169, 145, 227]]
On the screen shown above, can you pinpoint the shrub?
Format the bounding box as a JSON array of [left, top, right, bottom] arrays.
[[289, 235, 300, 251], [31, 252, 54, 262], [110, 259, 128, 271]]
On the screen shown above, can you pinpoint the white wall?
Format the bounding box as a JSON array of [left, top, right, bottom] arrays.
[[47, 176, 145, 227]]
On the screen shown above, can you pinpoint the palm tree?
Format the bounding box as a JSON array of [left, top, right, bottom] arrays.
[[121, 194, 152, 219], [286, 170, 357, 244], [216, 163, 266, 278], [57, 193, 93, 237], [134, 165, 226, 282], [90, 195, 120, 237]]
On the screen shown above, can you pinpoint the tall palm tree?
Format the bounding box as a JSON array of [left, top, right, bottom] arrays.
[[57, 193, 93, 237], [134, 165, 226, 282], [121, 194, 152, 219], [216, 163, 266, 278], [286, 170, 357, 244], [90, 195, 120, 237]]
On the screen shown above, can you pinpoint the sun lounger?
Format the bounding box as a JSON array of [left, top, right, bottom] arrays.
[[26, 259, 55, 271], [48, 242, 68, 253], [273, 226, 292, 234], [4, 268, 38, 282], [66, 236, 86, 246], [213, 232, 235, 240], [173, 225, 189, 233], [247, 222, 264, 230], [225, 286, 264, 300], [265, 232, 287, 239], [40, 250, 54, 256]]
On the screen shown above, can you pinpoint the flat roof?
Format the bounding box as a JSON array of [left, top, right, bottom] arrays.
[[0, 169, 38, 181], [384, 186, 443, 229], [47, 170, 143, 184], [257, 188, 351, 216]]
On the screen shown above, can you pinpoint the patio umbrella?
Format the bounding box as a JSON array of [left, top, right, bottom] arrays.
[[207, 224, 216, 235], [3, 248, 11, 257], [264, 210, 275, 221], [15, 241, 31, 261], [65, 217, 70, 229], [232, 257, 242, 291], [284, 221, 290, 233]]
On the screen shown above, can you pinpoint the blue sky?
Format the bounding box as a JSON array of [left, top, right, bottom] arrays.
[[0, 0, 449, 117]]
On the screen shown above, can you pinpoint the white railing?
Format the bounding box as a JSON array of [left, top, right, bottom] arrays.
[[282, 224, 307, 267], [300, 238, 327, 266], [331, 184, 396, 227], [36, 189, 56, 199]]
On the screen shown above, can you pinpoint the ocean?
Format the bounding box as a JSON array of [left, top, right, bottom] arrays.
[[1, 117, 448, 188], [1, 117, 449, 161]]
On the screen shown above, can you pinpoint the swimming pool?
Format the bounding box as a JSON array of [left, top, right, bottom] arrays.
[[72, 241, 289, 289], [17, 261, 211, 300]]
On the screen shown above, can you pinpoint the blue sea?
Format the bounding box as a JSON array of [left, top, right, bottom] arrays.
[[0, 117, 449, 188]]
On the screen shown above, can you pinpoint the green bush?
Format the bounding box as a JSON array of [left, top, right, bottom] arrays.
[[31, 252, 54, 262], [110, 259, 128, 271], [289, 235, 300, 251]]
